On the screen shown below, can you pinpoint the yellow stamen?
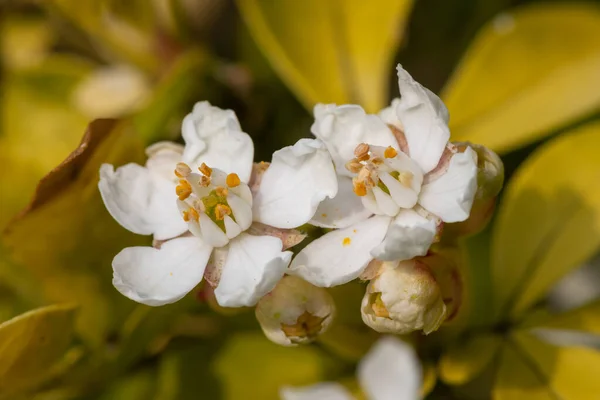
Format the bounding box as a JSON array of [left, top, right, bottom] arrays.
[[176, 180, 192, 200], [214, 204, 232, 221], [370, 293, 390, 318], [183, 207, 199, 222], [199, 175, 211, 187], [215, 186, 229, 197], [354, 143, 370, 159], [174, 162, 192, 178], [226, 173, 241, 187], [281, 311, 326, 339], [353, 180, 367, 196], [199, 163, 212, 177], [342, 237, 351, 246], [345, 159, 363, 173], [384, 146, 398, 158]]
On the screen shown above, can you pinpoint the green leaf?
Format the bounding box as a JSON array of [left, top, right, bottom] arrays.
[[214, 332, 338, 400], [0, 304, 77, 397], [237, 0, 414, 112], [490, 120, 600, 321], [439, 334, 502, 385], [494, 331, 600, 399], [443, 3, 600, 153]]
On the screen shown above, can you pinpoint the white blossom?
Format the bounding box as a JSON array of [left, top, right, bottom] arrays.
[[99, 102, 337, 307], [280, 336, 421, 400], [255, 275, 335, 346], [288, 65, 478, 287]]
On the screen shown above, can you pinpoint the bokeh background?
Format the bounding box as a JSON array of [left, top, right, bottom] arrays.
[[1, 0, 600, 399]]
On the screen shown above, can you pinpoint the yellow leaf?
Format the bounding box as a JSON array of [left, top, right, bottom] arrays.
[[214, 332, 337, 400], [439, 334, 502, 385], [2, 120, 146, 347], [443, 3, 600, 153], [237, 0, 413, 112], [491, 120, 600, 320], [504, 331, 600, 399], [522, 298, 600, 336], [493, 341, 555, 400], [0, 304, 77, 397]]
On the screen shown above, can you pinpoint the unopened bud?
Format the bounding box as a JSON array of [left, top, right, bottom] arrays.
[[361, 260, 447, 335], [447, 142, 504, 237], [255, 275, 335, 346]]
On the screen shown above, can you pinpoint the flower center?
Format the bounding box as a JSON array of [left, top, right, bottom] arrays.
[[174, 162, 252, 245], [345, 143, 424, 216], [280, 311, 327, 343]]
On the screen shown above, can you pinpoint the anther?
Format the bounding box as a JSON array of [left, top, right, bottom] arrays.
[[345, 159, 363, 173], [199, 163, 212, 177], [384, 146, 398, 159], [199, 175, 211, 187], [214, 204, 232, 221], [215, 186, 229, 197], [183, 207, 199, 222], [174, 162, 192, 178], [226, 173, 241, 188], [353, 179, 367, 196], [175, 180, 192, 200], [354, 143, 370, 160]]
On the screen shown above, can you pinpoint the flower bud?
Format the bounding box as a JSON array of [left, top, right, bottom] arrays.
[[361, 260, 447, 335], [255, 275, 335, 346], [447, 142, 504, 237]]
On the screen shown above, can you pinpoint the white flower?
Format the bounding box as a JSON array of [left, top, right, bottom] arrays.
[[361, 260, 447, 335], [255, 275, 335, 346], [99, 102, 337, 308], [288, 65, 478, 287], [280, 336, 422, 400]]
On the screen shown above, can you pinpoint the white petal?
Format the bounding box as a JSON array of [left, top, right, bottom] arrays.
[[98, 163, 187, 240], [370, 209, 436, 262], [227, 192, 253, 230], [253, 139, 338, 229], [379, 172, 418, 209], [378, 98, 402, 129], [199, 213, 229, 247], [310, 176, 372, 229], [280, 383, 354, 400], [395, 65, 450, 173], [311, 104, 397, 177], [223, 215, 242, 239], [357, 336, 422, 400], [288, 216, 391, 287], [361, 191, 382, 215], [214, 233, 292, 307], [112, 236, 212, 306], [145, 141, 184, 181], [372, 187, 400, 217], [181, 101, 253, 182], [419, 147, 478, 222]]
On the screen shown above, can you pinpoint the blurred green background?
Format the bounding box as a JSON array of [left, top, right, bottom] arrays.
[[1, 0, 600, 399]]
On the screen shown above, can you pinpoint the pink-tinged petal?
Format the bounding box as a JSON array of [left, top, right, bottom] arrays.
[[370, 209, 437, 262], [310, 176, 372, 229], [395, 65, 450, 173], [214, 233, 292, 307], [253, 139, 338, 229], [98, 163, 187, 240], [288, 216, 391, 287], [418, 147, 478, 222], [181, 101, 253, 182], [112, 236, 212, 306], [312, 104, 397, 177], [358, 336, 422, 400]]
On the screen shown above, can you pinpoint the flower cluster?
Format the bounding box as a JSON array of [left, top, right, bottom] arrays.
[[99, 65, 501, 341]]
